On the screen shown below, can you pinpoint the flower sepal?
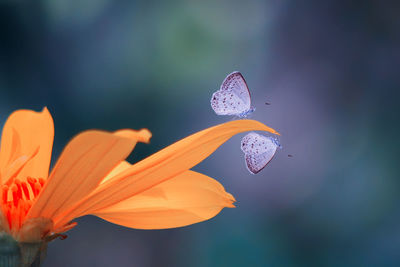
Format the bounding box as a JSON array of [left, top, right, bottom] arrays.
[[0, 217, 53, 267], [0, 231, 48, 267]]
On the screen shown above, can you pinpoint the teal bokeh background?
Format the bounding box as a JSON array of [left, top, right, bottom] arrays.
[[0, 0, 399, 266]]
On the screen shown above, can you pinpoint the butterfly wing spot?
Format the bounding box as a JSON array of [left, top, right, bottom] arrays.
[[211, 90, 249, 116], [245, 153, 274, 174]]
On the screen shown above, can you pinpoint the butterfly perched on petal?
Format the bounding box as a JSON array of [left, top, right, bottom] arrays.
[[240, 132, 281, 174]]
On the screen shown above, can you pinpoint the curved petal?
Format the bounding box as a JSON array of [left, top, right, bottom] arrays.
[[101, 161, 132, 185], [93, 170, 235, 229], [2, 148, 39, 186], [27, 129, 151, 220], [0, 108, 54, 184], [53, 120, 278, 227]]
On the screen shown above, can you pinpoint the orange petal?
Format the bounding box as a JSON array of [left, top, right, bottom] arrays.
[[101, 161, 132, 185], [114, 129, 152, 144], [2, 148, 39, 186], [93, 170, 234, 229], [0, 108, 54, 184], [27, 128, 152, 220], [53, 119, 277, 226]]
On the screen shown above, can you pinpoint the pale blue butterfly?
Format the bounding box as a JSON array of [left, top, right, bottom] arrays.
[[241, 132, 281, 174], [211, 71, 255, 118]]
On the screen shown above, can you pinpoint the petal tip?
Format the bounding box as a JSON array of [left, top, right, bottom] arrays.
[[138, 129, 152, 143], [114, 129, 152, 144], [225, 192, 236, 208], [233, 119, 280, 136], [226, 201, 236, 208], [226, 192, 236, 202]]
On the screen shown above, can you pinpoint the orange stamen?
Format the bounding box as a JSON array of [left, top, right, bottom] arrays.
[[6, 208, 11, 230], [33, 182, 41, 197], [11, 184, 19, 207], [1, 176, 45, 230], [27, 176, 36, 189], [21, 182, 30, 199], [14, 179, 23, 200], [2, 185, 8, 204], [38, 178, 45, 187], [10, 207, 18, 230]]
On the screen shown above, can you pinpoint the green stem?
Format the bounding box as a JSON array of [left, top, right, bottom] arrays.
[[29, 255, 42, 267]]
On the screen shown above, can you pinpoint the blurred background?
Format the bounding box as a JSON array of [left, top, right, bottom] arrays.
[[0, 0, 399, 266]]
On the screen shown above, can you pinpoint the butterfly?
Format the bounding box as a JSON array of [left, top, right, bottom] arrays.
[[240, 132, 281, 174], [211, 71, 255, 118]]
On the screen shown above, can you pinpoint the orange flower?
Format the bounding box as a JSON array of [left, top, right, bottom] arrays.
[[0, 108, 278, 243]]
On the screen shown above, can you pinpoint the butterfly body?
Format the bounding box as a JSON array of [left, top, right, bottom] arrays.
[[237, 107, 256, 118]]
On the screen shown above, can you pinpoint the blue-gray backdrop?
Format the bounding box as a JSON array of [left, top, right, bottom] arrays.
[[0, 1, 399, 266]]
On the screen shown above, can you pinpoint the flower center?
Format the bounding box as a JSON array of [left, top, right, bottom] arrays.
[[1, 177, 45, 231]]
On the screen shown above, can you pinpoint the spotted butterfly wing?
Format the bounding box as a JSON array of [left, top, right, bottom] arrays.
[[211, 71, 252, 117], [241, 132, 280, 174], [219, 71, 251, 108]]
